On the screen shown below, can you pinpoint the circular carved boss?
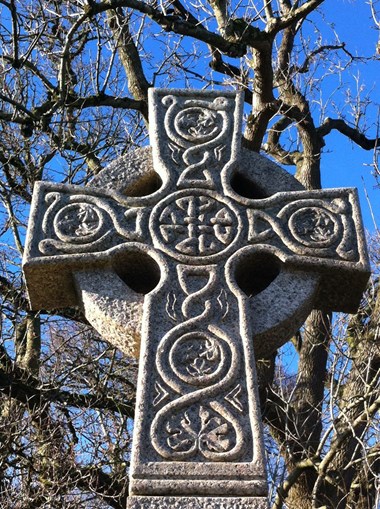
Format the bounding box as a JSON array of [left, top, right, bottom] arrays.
[[163, 95, 229, 146], [169, 331, 230, 387], [289, 206, 341, 248], [54, 202, 103, 243], [174, 107, 222, 143], [149, 189, 242, 263]]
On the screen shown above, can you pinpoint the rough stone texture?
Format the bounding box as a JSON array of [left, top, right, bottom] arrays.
[[91, 146, 159, 197], [22, 88, 371, 508], [127, 496, 269, 509], [74, 270, 143, 358]]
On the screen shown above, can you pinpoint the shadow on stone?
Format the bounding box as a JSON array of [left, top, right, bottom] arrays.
[[230, 171, 269, 199], [235, 252, 282, 297], [115, 251, 161, 294]]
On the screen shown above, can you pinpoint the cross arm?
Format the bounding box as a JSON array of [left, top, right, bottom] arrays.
[[23, 181, 154, 309], [245, 187, 370, 314], [22, 181, 160, 357]]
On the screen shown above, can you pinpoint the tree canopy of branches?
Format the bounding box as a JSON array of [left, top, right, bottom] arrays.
[[0, 1, 379, 508]]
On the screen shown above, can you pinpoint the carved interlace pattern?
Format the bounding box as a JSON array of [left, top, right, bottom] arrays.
[[166, 406, 234, 456], [38, 192, 145, 255], [177, 336, 221, 378], [151, 267, 245, 462], [175, 107, 222, 143], [31, 90, 363, 478], [153, 193, 238, 259], [161, 95, 233, 189], [55, 203, 101, 240]]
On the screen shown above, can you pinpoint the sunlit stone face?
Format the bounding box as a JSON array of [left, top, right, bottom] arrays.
[[23, 88, 370, 509]]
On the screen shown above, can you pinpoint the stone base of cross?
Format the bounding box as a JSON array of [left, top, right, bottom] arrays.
[[23, 89, 370, 509]]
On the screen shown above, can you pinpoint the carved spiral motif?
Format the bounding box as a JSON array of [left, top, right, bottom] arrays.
[[160, 94, 234, 189], [151, 328, 244, 461], [169, 332, 229, 387], [38, 192, 142, 255], [54, 202, 103, 243], [174, 107, 223, 144], [162, 95, 231, 148]]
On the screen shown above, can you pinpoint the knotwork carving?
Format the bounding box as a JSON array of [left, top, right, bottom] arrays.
[[178, 265, 218, 320], [169, 332, 226, 385], [165, 405, 239, 459], [55, 202, 102, 240], [164, 266, 229, 322], [151, 329, 244, 461], [150, 190, 241, 263], [23, 89, 370, 500], [39, 191, 145, 255], [247, 195, 358, 261], [289, 207, 338, 246], [161, 94, 234, 188], [152, 263, 245, 462]]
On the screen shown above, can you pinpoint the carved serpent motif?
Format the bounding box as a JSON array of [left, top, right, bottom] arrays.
[[150, 268, 245, 462], [162, 95, 234, 188]]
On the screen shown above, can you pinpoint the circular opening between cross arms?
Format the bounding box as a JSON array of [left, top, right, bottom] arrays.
[[113, 250, 161, 294], [234, 251, 282, 297], [230, 171, 270, 199], [123, 172, 162, 197]]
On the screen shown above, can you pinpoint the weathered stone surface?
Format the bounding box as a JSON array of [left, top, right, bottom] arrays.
[[74, 270, 143, 358], [91, 146, 159, 197], [127, 496, 269, 509], [22, 88, 370, 508]]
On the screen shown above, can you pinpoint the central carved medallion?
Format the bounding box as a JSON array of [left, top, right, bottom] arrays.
[[150, 190, 241, 261], [169, 332, 228, 386]]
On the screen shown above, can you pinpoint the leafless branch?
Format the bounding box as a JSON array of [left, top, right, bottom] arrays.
[[318, 117, 380, 150]]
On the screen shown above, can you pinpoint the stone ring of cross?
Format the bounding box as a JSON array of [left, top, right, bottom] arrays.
[[23, 89, 370, 509]]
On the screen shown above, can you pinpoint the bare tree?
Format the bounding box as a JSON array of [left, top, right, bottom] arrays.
[[0, 1, 379, 507]]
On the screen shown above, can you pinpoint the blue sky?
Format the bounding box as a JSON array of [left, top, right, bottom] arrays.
[[316, 1, 379, 232], [152, 0, 380, 233]]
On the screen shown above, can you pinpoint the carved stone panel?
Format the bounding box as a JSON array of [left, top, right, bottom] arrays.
[[129, 258, 267, 496]]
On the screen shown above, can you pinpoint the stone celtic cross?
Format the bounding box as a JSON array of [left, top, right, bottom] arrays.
[[23, 89, 370, 509]]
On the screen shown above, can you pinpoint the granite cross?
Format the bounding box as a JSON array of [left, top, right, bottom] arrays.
[[23, 89, 370, 509]]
